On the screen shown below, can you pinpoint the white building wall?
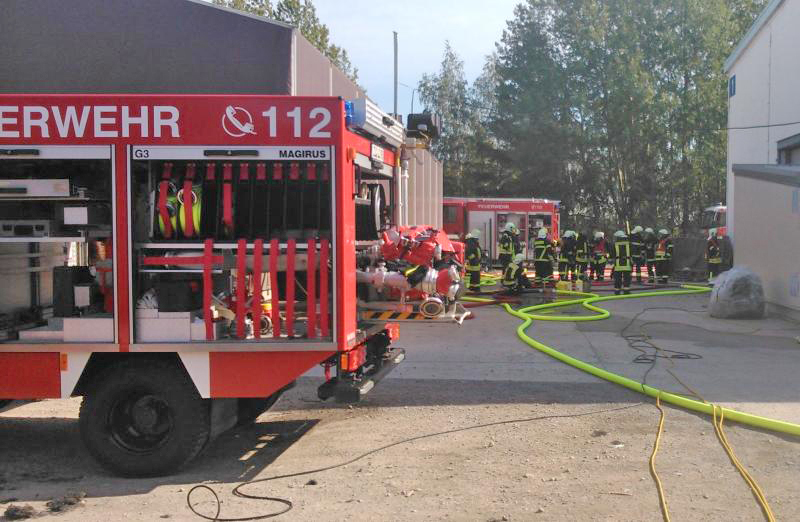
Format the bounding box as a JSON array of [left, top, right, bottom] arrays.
[[726, 0, 800, 241], [733, 174, 800, 317]]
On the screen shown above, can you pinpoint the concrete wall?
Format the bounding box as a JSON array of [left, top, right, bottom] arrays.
[[733, 171, 800, 317], [726, 0, 800, 241]]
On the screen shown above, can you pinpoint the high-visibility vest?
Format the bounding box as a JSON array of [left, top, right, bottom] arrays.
[[502, 262, 520, 287], [498, 232, 514, 255], [614, 240, 632, 271], [655, 239, 671, 260], [533, 239, 552, 261], [466, 241, 482, 271]]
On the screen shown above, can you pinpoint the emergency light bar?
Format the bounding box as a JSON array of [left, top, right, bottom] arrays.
[[348, 98, 404, 149]]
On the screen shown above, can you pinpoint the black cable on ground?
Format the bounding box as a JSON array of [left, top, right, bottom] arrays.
[[187, 403, 644, 521]]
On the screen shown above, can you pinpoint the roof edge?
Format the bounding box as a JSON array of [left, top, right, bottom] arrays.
[[182, 0, 294, 30], [732, 163, 800, 188], [724, 0, 785, 73]]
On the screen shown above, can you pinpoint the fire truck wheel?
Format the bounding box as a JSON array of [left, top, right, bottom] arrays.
[[79, 360, 210, 477]]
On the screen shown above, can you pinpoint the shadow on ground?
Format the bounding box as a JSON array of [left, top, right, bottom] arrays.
[[0, 416, 318, 502]]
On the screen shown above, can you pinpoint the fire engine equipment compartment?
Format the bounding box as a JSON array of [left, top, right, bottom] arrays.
[[131, 150, 334, 343], [0, 147, 114, 343]]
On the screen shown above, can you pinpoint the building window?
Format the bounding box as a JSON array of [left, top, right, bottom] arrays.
[[778, 133, 800, 165], [728, 75, 736, 97]]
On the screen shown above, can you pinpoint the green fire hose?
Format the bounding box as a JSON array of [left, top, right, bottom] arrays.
[[464, 285, 800, 437]]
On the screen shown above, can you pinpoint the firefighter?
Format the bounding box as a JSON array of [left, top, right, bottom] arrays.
[[512, 223, 523, 259], [498, 222, 516, 271], [501, 253, 529, 295], [558, 230, 577, 282], [465, 229, 483, 292], [533, 228, 555, 288], [706, 227, 722, 283], [630, 225, 645, 284], [575, 231, 589, 281], [611, 230, 632, 295], [643, 227, 657, 283], [654, 228, 673, 284], [590, 231, 608, 281]]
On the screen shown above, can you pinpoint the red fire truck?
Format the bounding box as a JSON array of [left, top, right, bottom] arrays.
[[0, 94, 465, 476], [443, 197, 560, 261]]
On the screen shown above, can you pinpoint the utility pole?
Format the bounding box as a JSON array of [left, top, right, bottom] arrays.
[[393, 31, 398, 119]]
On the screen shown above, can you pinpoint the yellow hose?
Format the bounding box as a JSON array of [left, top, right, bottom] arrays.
[[467, 284, 788, 520], [490, 285, 800, 437]]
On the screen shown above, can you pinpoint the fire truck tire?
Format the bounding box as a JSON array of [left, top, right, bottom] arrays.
[[79, 360, 210, 477]]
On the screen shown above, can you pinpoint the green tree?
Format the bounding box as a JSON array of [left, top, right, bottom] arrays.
[[212, 0, 358, 82], [417, 42, 473, 195], [477, 0, 766, 231]]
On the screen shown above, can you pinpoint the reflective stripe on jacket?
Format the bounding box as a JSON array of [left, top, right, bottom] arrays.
[[498, 232, 515, 255], [502, 262, 520, 286], [613, 240, 632, 271], [533, 239, 553, 262], [655, 239, 672, 260]]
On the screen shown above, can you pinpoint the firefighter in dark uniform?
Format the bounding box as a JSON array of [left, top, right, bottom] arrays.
[[706, 227, 722, 283], [558, 230, 577, 282], [590, 231, 608, 281], [465, 229, 483, 292], [533, 228, 555, 288], [501, 253, 530, 295], [643, 227, 657, 283], [611, 230, 632, 295], [498, 222, 516, 272], [630, 225, 645, 284], [654, 228, 673, 284], [575, 231, 589, 281]]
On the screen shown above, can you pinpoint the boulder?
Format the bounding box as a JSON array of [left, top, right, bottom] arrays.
[[709, 266, 765, 319]]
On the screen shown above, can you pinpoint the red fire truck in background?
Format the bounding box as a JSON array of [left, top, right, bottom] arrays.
[[0, 94, 465, 476], [701, 204, 727, 237], [443, 197, 560, 261]]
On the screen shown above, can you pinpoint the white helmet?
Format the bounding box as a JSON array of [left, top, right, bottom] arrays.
[[503, 222, 515, 233], [562, 230, 574, 238], [632, 225, 643, 234], [537, 228, 548, 239], [658, 228, 669, 236], [594, 231, 604, 239], [513, 253, 524, 264], [465, 233, 473, 239], [470, 229, 481, 239], [644, 227, 654, 235], [708, 228, 717, 239], [614, 230, 627, 239]]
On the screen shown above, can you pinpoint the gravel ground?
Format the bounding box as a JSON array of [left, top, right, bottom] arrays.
[[2, 290, 800, 521]]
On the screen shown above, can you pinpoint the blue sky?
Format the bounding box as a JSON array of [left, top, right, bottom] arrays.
[[315, 0, 520, 118]]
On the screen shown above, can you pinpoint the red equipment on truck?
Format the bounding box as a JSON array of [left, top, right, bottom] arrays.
[[0, 94, 465, 476]]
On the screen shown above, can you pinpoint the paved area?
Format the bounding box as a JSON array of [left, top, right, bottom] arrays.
[[2, 287, 800, 521]]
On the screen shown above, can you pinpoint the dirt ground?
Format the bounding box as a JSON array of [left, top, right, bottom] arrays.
[[2, 290, 800, 521]]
